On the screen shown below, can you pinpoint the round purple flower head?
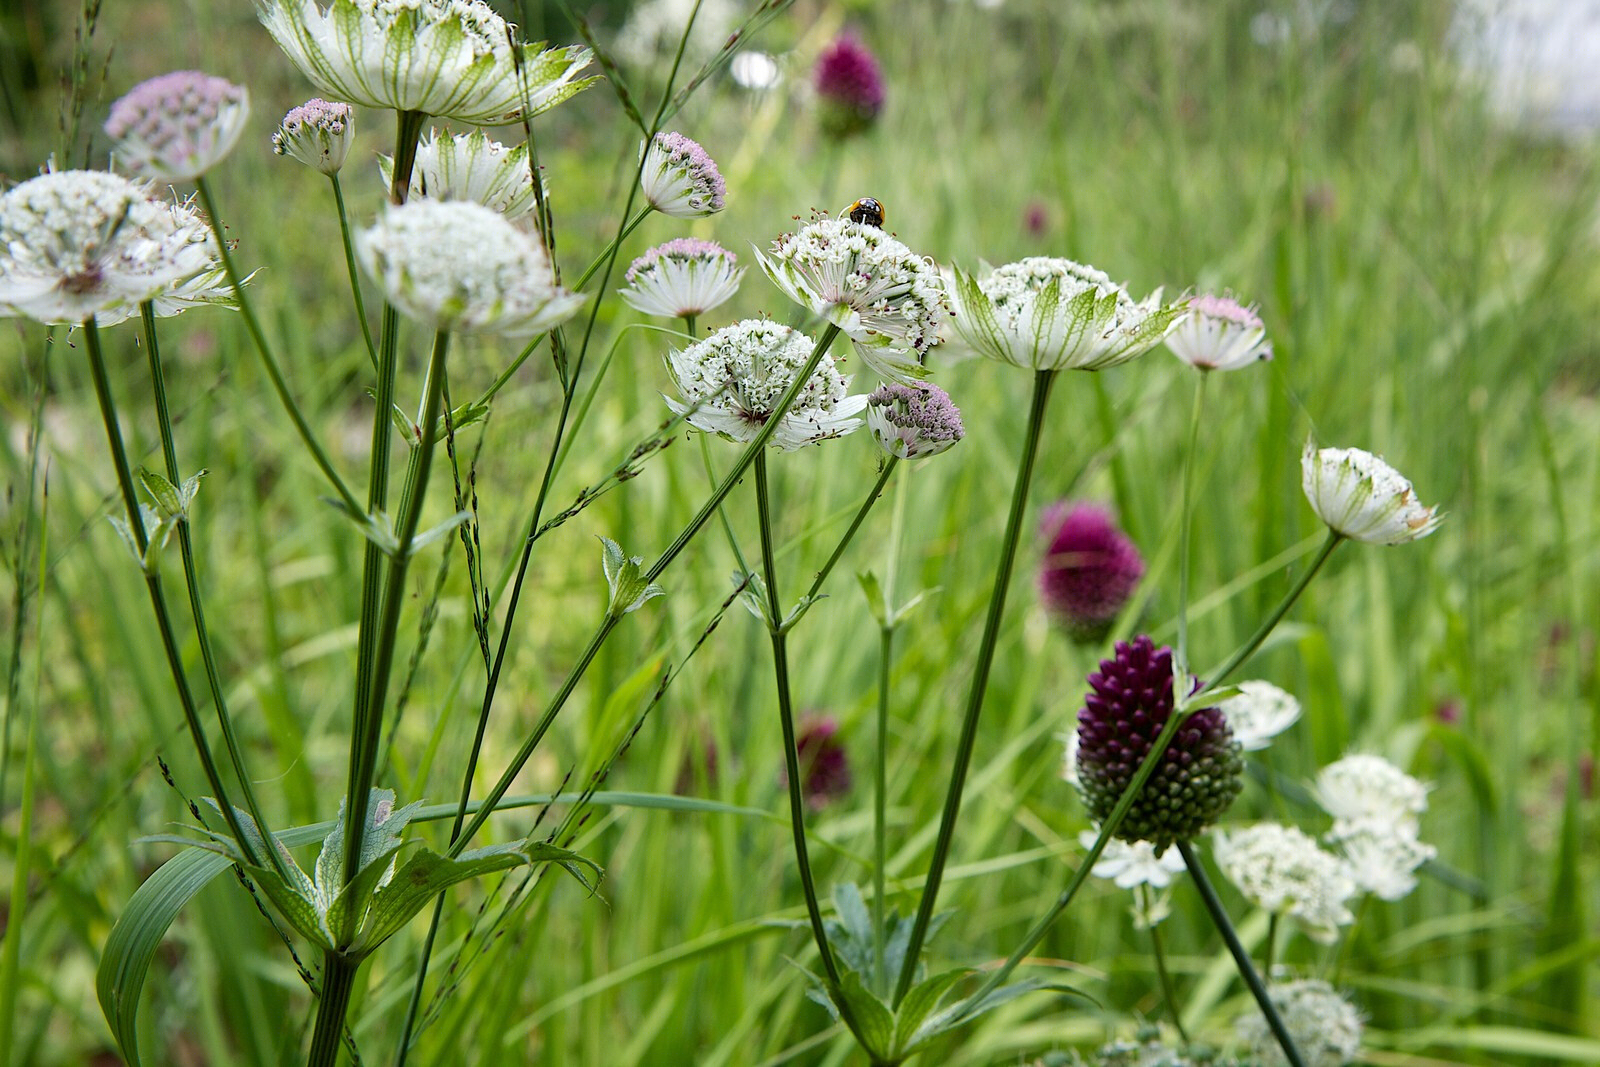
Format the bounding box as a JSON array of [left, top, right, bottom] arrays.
[[814, 33, 884, 139], [791, 715, 852, 810], [1074, 636, 1243, 851], [1039, 502, 1145, 642], [105, 70, 250, 182]]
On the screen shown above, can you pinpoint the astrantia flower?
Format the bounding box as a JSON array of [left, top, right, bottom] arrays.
[[355, 199, 584, 337], [790, 715, 852, 810], [813, 33, 884, 139], [1301, 442, 1440, 544], [1165, 292, 1273, 372], [620, 238, 743, 319], [1079, 829, 1186, 890], [272, 98, 354, 175], [93, 193, 245, 327], [1074, 636, 1244, 851], [865, 381, 964, 459], [379, 129, 540, 218], [1329, 822, 1435, 901], [1314, 754, 1430, 828], [1212, 823, 1356, 943], [614, 0, 738, 66], [755, 216, 946, 383], [949, 257, 1181, 372], [1236, 979, 1363, 1067], [1039, 502, 1145, 643], [1218, 680, 1302, 751], [664, 319, 866, 451], [258, 0, 594, 125], [1059, 730, 1081, 789], [639, 132, 726, 218], [104, 70, 250, 182], [0, 171, 215, 324]]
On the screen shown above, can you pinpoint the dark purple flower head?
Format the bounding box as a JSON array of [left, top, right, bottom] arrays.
[[1074, 636, 1243, 851], [1039, 502, 1145, 643], [814, 34, 884, 139], [791, 715, 852, 810]]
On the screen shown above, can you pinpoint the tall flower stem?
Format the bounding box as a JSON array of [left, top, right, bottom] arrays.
[[330, 173, 378, 368], [140, 305, 287, 879], [755, 453, 842, 984], [1177, 839, 1307, 1067], [794, 457, 898, 617], [1175, 372, 1208, 675], [892, 368, 1058, 1005], [306, 951, 360, 1067], [1142, 888, 1190, 1046], [873, 623, 893, 994], [81, 319, 256, 862], [1204, 530, 1343, 684]]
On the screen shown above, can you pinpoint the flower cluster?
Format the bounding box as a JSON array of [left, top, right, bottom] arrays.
[[791, 715, 852, 810], [1301, 443, 1440, 544], [104, 70, 250, 182], [640, 132, 726, 218], [380, 129, 541, 218], [1165, 292, 1273, 372], [864, 381, 964, 460], [1218, 680, 1302, 751], [1315, 754, 1435, 900], [664, 319, 866, 451], [1212, 822, 1355, 943], [272, 98, 355, 175], [1038, 502, 1144, 642], [1236, 979, 1363, 1067], [813, 34, 884, 138], [621, 238, 743, 319]]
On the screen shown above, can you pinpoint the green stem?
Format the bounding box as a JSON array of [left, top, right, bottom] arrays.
[[1176, 372, 1207, 674], [873, 624, 893, 995], [1143, 887, 1190, 1046], [306, 951, 361, 1067], [793, 456, 899, 617], [331, 174, 378, 369], [1177, 839, 1306, 1067], [140, 304, 287, 879], [1203, 530, 1343, 684], [1263, 912, 1280, 977], [193, 177, 360, 516], [892, 368, 1057, 1005]]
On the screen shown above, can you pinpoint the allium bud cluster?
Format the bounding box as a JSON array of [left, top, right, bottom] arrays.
[[1038, 503, 1144, 643], [790, 716, 852, 809], [813, 34, 885, 139]]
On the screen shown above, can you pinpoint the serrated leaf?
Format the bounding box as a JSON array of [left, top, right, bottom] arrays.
[[828, 968, 896, 1060], [893, 968, 970, 1052], [137, 467, 183, 519], [324, 840, 411, 947], [599, 536, 665, 616], [243, 861, 332, 949], [832, 883, 874, 952], [914, 977, 1087, 1047]]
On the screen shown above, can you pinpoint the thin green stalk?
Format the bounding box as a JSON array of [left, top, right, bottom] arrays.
[[1176, 372, 1208, 674], [873, 624, 893, 995], [330, 173, 378, 368], [193, 177, 360, 515], [893, 368, 1058, 1005], [82, 319, 255, 861], [794, 456, 899, 616], [1143, 888, 1190, 1046], [572, 207, 651, 293], [141, 304, 287, 879], [1263, 913, 1280, 976], [755, 452, 842, 985], [1177, 839, 1306, 1067], [1203, 530, 1343, 684], [306, 952, 361, 1067]]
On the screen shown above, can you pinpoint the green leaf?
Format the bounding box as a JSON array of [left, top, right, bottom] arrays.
[[242, 861, 332, 950], [136, 467, 183, 519], [828, 968, 896, 1060], [599, 536, 665, 616], [856, 571, 888, 626], [893, 968, 970, 1053], [324, 840, 411, 948]]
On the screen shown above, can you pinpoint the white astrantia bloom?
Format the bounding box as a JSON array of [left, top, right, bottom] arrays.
[[1078, 829, 1186, 890], [1237, 978, 1364, 1067], [639, 132, 726, 219], [865, 381, 964, 460], [1314, 754, 1430, 829], [1219, 680, 1302, 751], [272, 98, 354, 175], [1329, 822, 1435, 901], [1301, 442, 1440, 544], [615, 0, 738, 66], [755, 215, 946, 383], [93, 194, 249, 327], [948, 256, 1181, 372], [663, 319, 867, 451], [1211, 823, 1356, 944], [1165, 292, 1273, 371], [355, 199, 585, 337], [0, 171, 216, 325], [620, 238, 744, 319], [104, 70, 250, 182], [379, 129, 542, 219], [1059, 730, 1081, 789], [257, 0, 595, 125]]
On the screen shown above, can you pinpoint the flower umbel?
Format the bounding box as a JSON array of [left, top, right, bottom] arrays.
[[0, 171, 216, 324], [355, 199, 584, 337], [1218, 680, 1302, 751], [1211, 823, 1356, 943], [1074, 636, 1243, 851], [621, 238, 743, 319], [949, 257, 1180, 371], [664, 319, 866, 451], [1038, 502, 1145, 643], [92, 193, 245, 327], [380, 129, 541, 219], [1236, 979, 1364, 1067], [104, 70, 250, 182], [865, 381, 964, 459], [1301, 442, 1440, 544], [813, 33, 884, 139], [272, 98, 354, 175], [258, 0, 595, 124], [755, 215, 946, 382], [1315, 754, 1434, 900], [1165, 292, 1273, 371], [639, 132, 726, 218]]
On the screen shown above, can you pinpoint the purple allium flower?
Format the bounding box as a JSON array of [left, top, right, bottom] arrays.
[[640, 132, 726, 218], [105, 70, 250, 182], [1023, 200, 1049, 237], [272, 98, 353, 176], [791, 715, 852, 810], [1074, 636, 1243, 851], [813, 33, 884, 139], [1038, 502, 1145, 642], [865, 381, 965, 460]]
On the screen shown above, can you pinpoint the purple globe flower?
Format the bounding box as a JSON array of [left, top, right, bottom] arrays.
[[1038, 502, 1145, 642], [814, 34, 884, 139], [790, 715, 852, 810], [1074, 636, 1243, 851]]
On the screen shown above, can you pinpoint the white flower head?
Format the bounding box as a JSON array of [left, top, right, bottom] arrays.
[[0, 171, 216, 324], [664, 319, 867, 451], [355, 199, 585, 337], [379, 129, 542, 219], [640, 131, 726, 218], [755, 215, 947, 383], [1301, 441, 1440, 544], [1219, 680, 1302, 751], [104, 70, 250, 183], [1314, 754, 1430, 828], [948, 256, 1181, 372], [1078, 828, 1186, 890], [272, 98, 354, 175], [1329, 823, 1435, 901], [1165, 292, 1273, 371], [1059, 730, 1081, 789], [731, 51, 783, 91], [1236, 979, 1364, 1067], [92, 193, 246, 327], [865, 381, 964, 460], [621, 238, 744, 319], [1211, 823, 1356, 943], [257, 0, 595, 124]]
